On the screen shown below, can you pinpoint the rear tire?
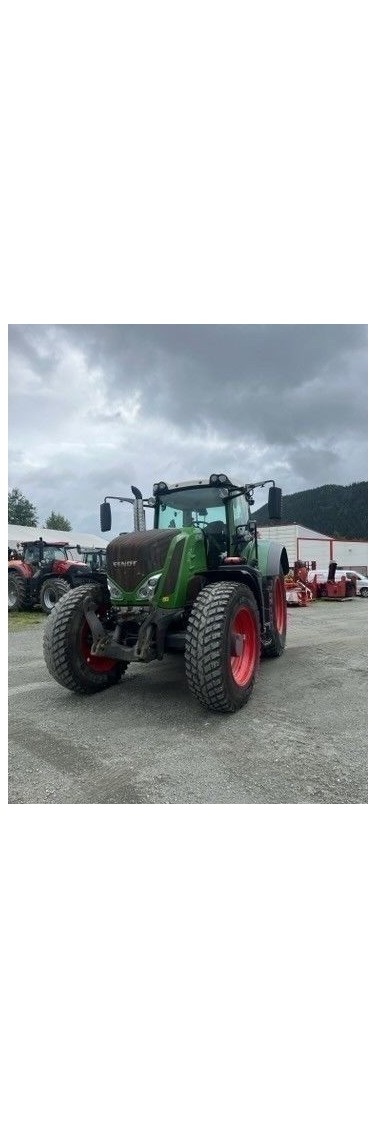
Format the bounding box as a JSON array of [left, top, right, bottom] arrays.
[[43, 584, 126, 694], [185, 581, 260, 713], [360, 587, 368, 598], [8, 573, 30, 612], [39, 577, 71, 613], [264, 572, 287, 658]]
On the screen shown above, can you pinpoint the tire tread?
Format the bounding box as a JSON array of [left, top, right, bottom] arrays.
[[185, 581, 260, 713]]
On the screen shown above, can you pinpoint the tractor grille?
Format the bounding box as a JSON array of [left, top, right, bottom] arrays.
[[160, 539, 185, 596], [106, 529, 178, 591]]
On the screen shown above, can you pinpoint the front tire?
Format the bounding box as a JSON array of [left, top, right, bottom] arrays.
[[39, 577, 70, 613], [360, 587, 368, 598], [185, 582, 260, 713], [43, 585, 126, 694]]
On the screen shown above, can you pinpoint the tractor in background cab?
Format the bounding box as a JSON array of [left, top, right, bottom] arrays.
[[77, 546, 107, 571], [43, 474, 289, 713]]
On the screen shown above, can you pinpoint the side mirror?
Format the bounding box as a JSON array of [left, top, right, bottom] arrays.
[[100, 501, 112, 532], [76, 544, 81, 554], [268, 486, 282, 522]]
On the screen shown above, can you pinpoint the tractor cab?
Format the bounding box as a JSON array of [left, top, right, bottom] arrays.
[[78, 547, 107, 571], [153, 478, 251, 568], [153, 475, 282, 569], [22, 541, 72, 570], [19, 541, 76, 581]]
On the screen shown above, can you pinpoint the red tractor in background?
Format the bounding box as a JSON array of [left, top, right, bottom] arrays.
[[8, 539, 96, 614]]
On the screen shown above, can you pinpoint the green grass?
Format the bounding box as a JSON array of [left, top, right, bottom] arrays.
[[8, 609, 47, 630]]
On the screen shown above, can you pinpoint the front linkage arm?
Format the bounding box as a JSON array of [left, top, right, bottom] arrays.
[[82, 593, 182, 665]]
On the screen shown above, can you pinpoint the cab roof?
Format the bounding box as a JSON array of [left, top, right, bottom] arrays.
[[22, 539, 71, 547], [162, 478, 242, 491]]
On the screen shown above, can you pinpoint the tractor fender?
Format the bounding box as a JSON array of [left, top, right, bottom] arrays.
[[257, 539, 289, 578], [8, 561, 32, 579]]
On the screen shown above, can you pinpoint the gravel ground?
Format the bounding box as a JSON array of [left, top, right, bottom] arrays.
[[8, 598, 368, 804]]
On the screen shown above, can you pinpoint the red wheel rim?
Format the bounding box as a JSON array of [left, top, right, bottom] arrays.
[[230, 606, 258, 687], [80, 617, 117, 673], [274, 576, 287, 635]]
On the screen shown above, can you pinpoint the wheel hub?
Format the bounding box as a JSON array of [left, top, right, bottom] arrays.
[[44, 589, 57, 610], [231, 632, 246, 657]]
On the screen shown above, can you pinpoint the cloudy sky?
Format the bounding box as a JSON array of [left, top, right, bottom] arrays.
[[8, 324, 368, 536]]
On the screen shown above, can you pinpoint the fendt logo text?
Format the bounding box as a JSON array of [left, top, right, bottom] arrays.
[[112, 560, 137, 567]]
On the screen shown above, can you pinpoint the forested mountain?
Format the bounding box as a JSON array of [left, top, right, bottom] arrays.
[[254, 481, 368, 539]]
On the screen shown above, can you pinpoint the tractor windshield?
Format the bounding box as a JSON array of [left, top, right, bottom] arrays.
[[23, 545, 71, 564], [156, 486, 228, 530], [43, 546, 70, 562]]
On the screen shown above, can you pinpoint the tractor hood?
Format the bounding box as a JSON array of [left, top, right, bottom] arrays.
[[106, 529, 178, 591]]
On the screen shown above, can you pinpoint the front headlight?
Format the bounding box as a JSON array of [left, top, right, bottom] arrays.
[[137, 572, 162, 600], [107, 577, 124, 599]]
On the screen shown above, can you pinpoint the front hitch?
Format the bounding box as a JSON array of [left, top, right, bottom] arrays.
[[83, 594, 155, 663], [83, 595, 184, 665]]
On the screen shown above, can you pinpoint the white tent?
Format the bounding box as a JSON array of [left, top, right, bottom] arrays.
[[8, 524, 108, 552]]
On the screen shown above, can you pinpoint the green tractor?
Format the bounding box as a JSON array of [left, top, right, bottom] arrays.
[[43, 474, 289, 713]]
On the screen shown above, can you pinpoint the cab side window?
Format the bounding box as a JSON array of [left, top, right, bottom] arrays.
[[232, 495, 250, 527], [24, 547, 38, 563]]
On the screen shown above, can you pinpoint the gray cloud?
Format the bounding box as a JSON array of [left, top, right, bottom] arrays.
[[8, 324, 368, 535]]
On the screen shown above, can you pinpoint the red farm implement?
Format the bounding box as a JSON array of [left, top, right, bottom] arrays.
[[286, 561, 356, 604]]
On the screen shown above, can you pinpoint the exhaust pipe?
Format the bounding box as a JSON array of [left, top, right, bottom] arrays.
[[131, 486, 146, 532], [133, 499, 146, 532]]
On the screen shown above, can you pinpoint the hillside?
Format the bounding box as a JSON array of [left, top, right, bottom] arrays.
[[254, 481, 368, 539]]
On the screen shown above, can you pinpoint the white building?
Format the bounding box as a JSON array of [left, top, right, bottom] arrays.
[[258, 523, 368, 574], [8, 524, 108, 553]]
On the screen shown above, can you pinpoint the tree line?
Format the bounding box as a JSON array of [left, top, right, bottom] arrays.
[[254, 481, 368, 539], [8, 488, 72, 531]]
